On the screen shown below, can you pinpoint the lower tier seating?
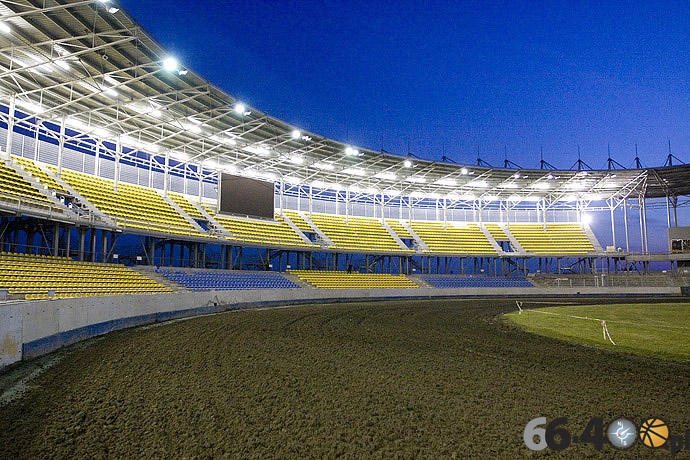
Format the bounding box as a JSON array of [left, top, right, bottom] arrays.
[[0, 252, 173, 299], [290, 270, 419, 289], [155, 269, 301, 291]]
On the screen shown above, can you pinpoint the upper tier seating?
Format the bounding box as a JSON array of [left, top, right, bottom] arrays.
[[290, 270, 419, 289], [207, 207, 317, 248], [282, 210, 317, 233], [410, 221, 496, 254], [386, 219, 414, 239], [0, 158, 59, 210], [12, 155, 67, 193], [421, 275, 534, 288], [307, 213, 412, 253], [155, 269, 301, 291], [53, 167, 206, 237], [168, 192, 206, 220], [0, 252, 173, 299], [508, 223, 595, 255], [484, 223, 509, 241]]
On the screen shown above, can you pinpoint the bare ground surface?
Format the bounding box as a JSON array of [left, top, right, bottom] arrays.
[[0, 298, 689, 459]]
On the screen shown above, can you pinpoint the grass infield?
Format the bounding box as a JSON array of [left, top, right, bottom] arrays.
[[505, 302, 690, 361]]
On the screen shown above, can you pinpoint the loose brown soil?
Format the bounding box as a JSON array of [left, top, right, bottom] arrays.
[[0, 299, 688, 459]]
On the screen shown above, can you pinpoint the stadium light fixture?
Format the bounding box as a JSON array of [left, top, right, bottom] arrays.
[[234, 103, 251, 116], [291, 129, 301, 139], [108, 7, 119, 14], [404, 159, 413, 168], [163, 57, 178, 72], [345, 146, 361, 156], [460, 167, 469, 175], [581, 214, 592, 225]]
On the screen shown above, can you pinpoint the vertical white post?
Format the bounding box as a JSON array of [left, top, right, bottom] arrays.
[[3, 94, 15, 161], [56, 114, 66, 176], [113, 138, 121, 192]]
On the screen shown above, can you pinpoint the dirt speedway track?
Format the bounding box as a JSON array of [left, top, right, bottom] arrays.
[[1, 298, 688, 459]]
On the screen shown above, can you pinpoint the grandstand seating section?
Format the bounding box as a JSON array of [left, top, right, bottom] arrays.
[[0, 252, 173, 299], [0, 158, 58, 210], [207, 207, 317, 248], [421, 275, 534, 288], [483, 223, 509, 241], [155, 269, 301, 291], [307, 213, 412, 253], [282, 210, 317, 233], [508, 223, 595, 255], [1, 159, 601, 257], [386, 219, 414, 239], [410, 221, 496, 254], [12, 156, 67, 193], [291, 270, 419, 289], [168, 192, 207, 220], [52, 167, 205, 237]]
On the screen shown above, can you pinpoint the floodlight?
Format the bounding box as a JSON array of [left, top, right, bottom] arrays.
[[163, 57, 178, 72], [404, 159, 412, 168], [460, 167, 469, 175], [108, 7, 119, 14], [581, 214, 592, 225], [345, 146, 360, 156], [291, 129, 301, 139], [177, 69, 188, 76]]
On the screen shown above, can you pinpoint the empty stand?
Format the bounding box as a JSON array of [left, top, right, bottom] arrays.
[[410, 221, 496, 254], [291, 270, 419, 289], [156, 269, 301, 291], [508, 223, 595, 255], [0, 252, 173, 299], [420, 275, 533, 288], [307, 213, 412, 253], [0, 158, 60, 211], [210, 211, 316, 248], [53, 167, 206, 237]]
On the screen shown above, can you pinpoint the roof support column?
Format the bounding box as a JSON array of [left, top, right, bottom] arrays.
[[163, 151, 169, 196], [345, 189, 349, 225], [3, 94, 14, 161], [279, 180, 284, 215], [308, 185, 313, 219], [114, 138, 122, 192], [94, 142, 100, 176], [56, 114, 66, 176], [623, 198, 630, 252], [33, 117, 41, 161], [197, 163, 203, 204], [609, 200, 616, 250]]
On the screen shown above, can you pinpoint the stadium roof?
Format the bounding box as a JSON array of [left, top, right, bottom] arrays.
[[0, 0, 688, 203]]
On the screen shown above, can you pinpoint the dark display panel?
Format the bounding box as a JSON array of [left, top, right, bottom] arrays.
[[219, 173, 275, 219]]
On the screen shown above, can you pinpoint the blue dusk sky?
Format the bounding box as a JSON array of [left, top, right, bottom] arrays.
[[119, 0, 690, 170]]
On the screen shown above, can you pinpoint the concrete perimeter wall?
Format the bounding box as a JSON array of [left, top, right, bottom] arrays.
[[0, 286, 681, 369]]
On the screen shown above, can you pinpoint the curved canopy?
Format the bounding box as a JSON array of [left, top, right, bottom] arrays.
[[0, 0, 687, 204]]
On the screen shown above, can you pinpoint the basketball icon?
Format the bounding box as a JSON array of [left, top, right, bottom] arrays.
[[639, 417, 669, 448]]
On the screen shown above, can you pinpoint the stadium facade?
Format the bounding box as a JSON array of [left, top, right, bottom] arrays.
[[0, 0, 689, 368]]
